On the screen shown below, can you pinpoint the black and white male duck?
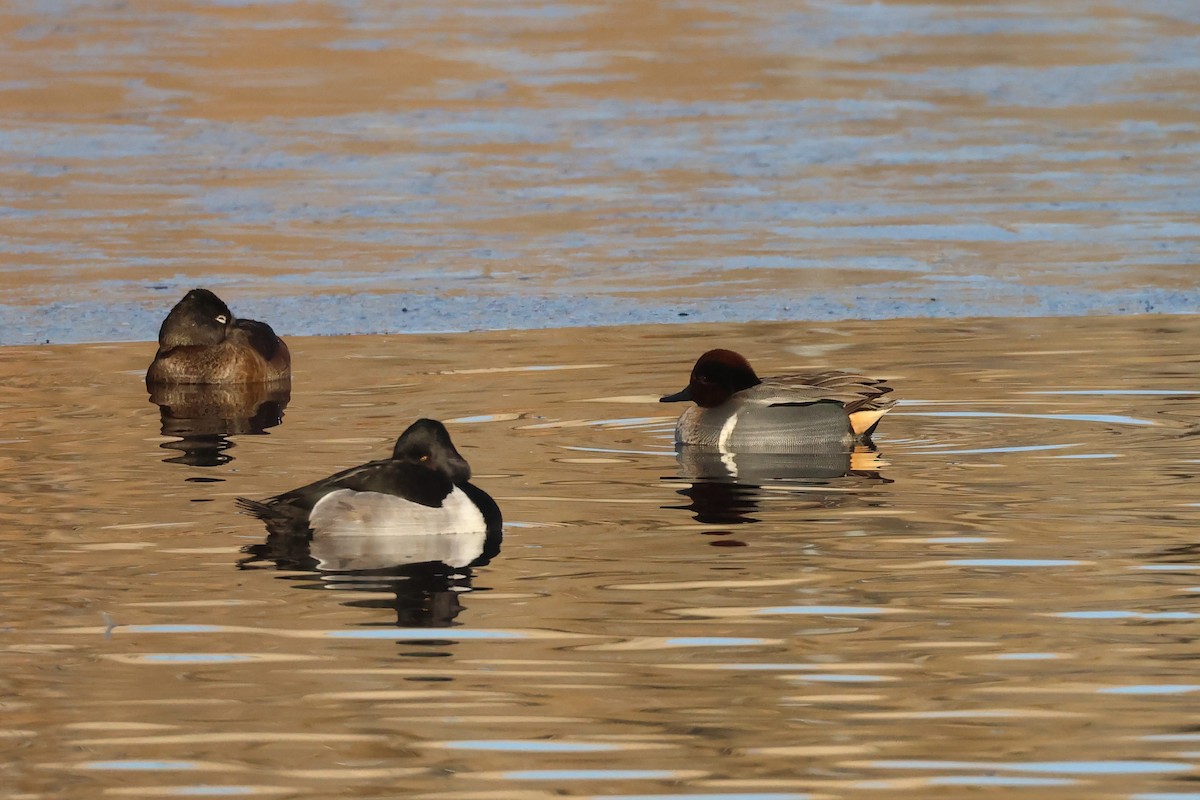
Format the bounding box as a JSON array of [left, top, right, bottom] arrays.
[[236, 419, 502, 562]]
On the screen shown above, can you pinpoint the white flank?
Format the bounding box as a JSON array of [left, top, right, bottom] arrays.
[[716, 412, 741, 474], [717, 412, 739, 452], [308, 489, 488, 571]]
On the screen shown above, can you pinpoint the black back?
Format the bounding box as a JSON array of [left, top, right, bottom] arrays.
[[235, 419, 496, 530]]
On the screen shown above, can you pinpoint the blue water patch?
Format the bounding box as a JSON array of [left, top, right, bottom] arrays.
[[926, 536, 993, 543], [501, 769, 687, 780], [563, 445, 675, 457], [754, 606, 889, 615], [588, 417, 672, 427], [709, 663, 832, 671], [1099, 685, 1200, 695], [17, 286, 1200, 347], [929, 776, 1077, 787], [604, 795, 812, 800], [1026, 390, 1200, 396], [326, 628, 526, 640], [126, 625, 225, 634], [948, 559, 1081, 567], [911, 443, 1080, 456], [1055, 611, 1200, 620], [1136, 565, 1200, 571], [901, 410, 1156, 426], [139, 654, 253, 664], [662, 637, 772, 647], [865, 760, 1191, 774], [81, 760, 200, 770], [440, 740, 623, 752], [992, 653, 1060, 660], [117, 625, 532, 640]]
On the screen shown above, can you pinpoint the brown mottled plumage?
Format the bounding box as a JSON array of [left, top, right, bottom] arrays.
[[146, 289, 291, 385]]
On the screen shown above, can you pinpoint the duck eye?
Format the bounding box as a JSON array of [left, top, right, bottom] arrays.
[[215, 314, 228, 324]]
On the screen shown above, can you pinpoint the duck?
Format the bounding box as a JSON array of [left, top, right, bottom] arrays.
[[660, 348, 895, 450], [236, 419, 502, 547], [146, 288, 291, 385]]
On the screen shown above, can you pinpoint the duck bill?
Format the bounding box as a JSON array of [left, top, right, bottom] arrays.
[[659, 387, 693, 403]]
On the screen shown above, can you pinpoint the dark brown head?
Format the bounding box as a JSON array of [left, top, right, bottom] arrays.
[[660, 349, 762, 408], [157, 289, 234, 349]]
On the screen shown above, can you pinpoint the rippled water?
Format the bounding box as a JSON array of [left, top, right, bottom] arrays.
[[1, 0, 1199, 343], [5, 315, 1200, 798]]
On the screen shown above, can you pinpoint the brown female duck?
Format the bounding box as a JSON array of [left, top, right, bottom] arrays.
[[146, 289, 290, 385]]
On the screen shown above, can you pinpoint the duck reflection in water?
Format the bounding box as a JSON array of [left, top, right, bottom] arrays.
[[150, 381, 290, 466], [237, 419, 503, 628], [666, 446, 891, 526]]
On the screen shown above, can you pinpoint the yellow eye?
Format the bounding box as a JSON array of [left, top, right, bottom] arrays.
[[419, 454, 429, 462]]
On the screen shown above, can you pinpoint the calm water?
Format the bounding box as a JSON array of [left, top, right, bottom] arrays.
[[4, 315, 1200, 798], [1, 0, 1199, 342], [4, 0, 1200, 795]]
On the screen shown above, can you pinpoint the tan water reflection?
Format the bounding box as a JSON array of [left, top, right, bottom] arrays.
[[4, 316, 1200, 798]]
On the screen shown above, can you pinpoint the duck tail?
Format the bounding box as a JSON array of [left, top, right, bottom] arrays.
[[849, 407, 891, 438], [234, 496, 275, 518]]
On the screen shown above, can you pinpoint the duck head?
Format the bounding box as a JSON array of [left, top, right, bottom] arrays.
[[392, 418, 472, 484], [158, 289, 234, 349], [660, 349, 762, 408]]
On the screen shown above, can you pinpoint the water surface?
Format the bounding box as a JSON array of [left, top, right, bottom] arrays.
[[4, 315, 1200, 798], [1, 0, 1198, 343]]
